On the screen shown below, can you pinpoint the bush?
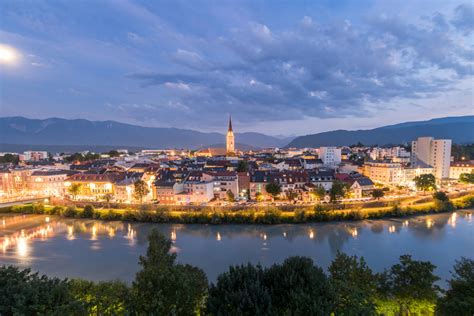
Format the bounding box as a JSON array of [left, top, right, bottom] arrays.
[[62, 206, 77, 218], [81, 205, 94, 218]]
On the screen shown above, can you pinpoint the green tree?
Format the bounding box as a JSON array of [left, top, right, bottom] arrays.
[[0, 266, 83, 315], [379, 255, 440, 315], [132, 229, 208, 315], [82, 205, 94, 218], [236, 160, 249, 172], [226, 190, 235, 202], [68, 183, 82, 200], [330, 180, 349, 202], [207, 264, 272, 315], [286, 189, 298, 202], [265, 256, 334, 315], [133, 179, 150, 203], [107, 150, 120, 157], [433, 191, 454, 211], [69, 279, 130, 316], [329, 252, 378, 315], [311, 186, 326, 201], [103, 193, 113, 208], [437, 257, 474, 315], [372, 189, 384, 200], [265, 182, 282, 201], [0, 153, 19, 164], [459, 172, 474, 184], [414, 174, 436, 192]]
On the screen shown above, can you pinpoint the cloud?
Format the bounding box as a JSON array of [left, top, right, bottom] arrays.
[[128, 5, 473, 126]]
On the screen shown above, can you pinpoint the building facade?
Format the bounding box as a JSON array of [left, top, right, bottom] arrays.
[[411, 137, 451, 180], [226, 116, 235, 155]]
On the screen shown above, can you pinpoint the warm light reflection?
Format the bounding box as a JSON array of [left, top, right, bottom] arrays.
[[262, 233, 267, 240], [17, 236, 28, 257], [67, 225, 75, 240], [45, 217, 50, 223], [389, 225, 396, 233], [108, 227, 116, 238], [216, 232, 221, 241], [426, 219, 434, 229], [171, 230, 177, 241], [351, 228, 358, 238], [91, 225, 98, 240], [449, 213, 457, 228], [403, 220, 409, 227], [283, 231, 287, 238], [309, 230, 314, 239]]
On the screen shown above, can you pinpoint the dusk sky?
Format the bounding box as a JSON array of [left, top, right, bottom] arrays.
[[0, 0, 473, 136]]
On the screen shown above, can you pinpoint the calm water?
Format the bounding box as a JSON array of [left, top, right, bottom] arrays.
[[1, 211, 473, 284]]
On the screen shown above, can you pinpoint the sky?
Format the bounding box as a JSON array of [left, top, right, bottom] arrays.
[[0, 0, 473, 136]]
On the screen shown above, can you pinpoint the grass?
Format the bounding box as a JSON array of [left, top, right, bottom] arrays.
[[1, 194, 473, 225]]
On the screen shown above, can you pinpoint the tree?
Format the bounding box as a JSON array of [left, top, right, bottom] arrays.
[[133, 179, 149, 203], [265, 182, 281, 201], [265, 256, 334, 315], [459, 172, 474, 184], [414, 174, 436, 192], [82, 205, 94, 218], [286, 189, 298, 202], [69, 279, 130, 316], [0, 266, 83, 315], [103, 193, 113, 208], [372, 189, 384, 200], [433, 191, 454, 211], [330, 180, 349, 202], [255, 191, 264, 202], [0, 153, 19, 164], [437, 257, 474, 315], [236, 160, 249, 172], [329, 252, 378, 315], [226, 190, 235, 202], [311, 186, 326, 201], [207, 264, 272, 315], [379, 255, 440, 315], [107, 150, 120, 157], [68, 183, 82, 200], [132, 229, 208, 315]]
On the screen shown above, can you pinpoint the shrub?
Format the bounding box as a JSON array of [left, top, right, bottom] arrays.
[[62, 206, 77, 218], [81, 205, 94, 218]]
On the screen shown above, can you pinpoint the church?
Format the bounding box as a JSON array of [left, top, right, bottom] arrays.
[[226, 116, 235, 155]]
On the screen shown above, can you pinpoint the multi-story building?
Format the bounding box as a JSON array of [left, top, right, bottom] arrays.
[[23, 151, 48, 161], [202, 171, 239, 200], [29, 170, 76, 197], [64, 173, 125, 200], [449, 161, 474, 180], [175, 181, 214, 205], [319, 147, 341, 167], [363, 162, 403, 185], [411, 137, 451, 180]]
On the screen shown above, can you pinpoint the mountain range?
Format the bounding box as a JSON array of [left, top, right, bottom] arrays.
[[0, 117, 292, 151], [0, 116, 472, 152], [287, 116, 474, 147]]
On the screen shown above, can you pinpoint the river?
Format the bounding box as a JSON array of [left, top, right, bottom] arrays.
[[1, 210, 473, 284]]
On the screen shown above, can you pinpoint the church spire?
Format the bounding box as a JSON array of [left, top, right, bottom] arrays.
[[228, 115, 233, 132]]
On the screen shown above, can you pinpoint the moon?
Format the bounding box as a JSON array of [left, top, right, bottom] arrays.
[[0, 44, 20, 65]]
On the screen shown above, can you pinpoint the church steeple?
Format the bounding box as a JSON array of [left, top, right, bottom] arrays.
[[228, 116, 233, 132], [226, 115, 235, 155]]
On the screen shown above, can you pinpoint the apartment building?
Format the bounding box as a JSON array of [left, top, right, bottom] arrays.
[[411, 137, 451, 180]]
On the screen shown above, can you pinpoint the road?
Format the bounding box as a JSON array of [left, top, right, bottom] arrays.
[[0, 197, 48, 208]]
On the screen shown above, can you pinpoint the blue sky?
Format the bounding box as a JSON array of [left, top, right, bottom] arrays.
[[0, 0, 473, 135]]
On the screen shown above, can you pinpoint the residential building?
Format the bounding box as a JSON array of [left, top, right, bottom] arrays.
[[23, 151, 48, 161], [29, 170, 76, 197], [319, 147, 341, 167], [411, 137, 451, 180], [350, 177, 375, 199], [64, 173, 125, 200], [449, 161, 474, 180]]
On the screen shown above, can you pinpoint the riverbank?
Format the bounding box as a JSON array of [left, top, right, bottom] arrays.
[[1, 193, 473, 224]]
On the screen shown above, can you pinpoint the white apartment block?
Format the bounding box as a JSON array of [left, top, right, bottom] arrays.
[[23, 151, 48, 161], [319, 147, 341, 167], [411, 137, 451, 180]]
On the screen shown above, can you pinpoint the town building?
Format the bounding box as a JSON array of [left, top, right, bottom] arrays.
[[411, 137, 452, 180], [449, 161, 474, 180], [319, 147, 341, 167]]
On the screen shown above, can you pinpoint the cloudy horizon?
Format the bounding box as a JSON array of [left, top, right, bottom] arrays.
[[1, 0, 473, 136]]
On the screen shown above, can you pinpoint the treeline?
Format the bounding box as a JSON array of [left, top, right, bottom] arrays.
[[2, 193, 474, 225], [1, 229, 473, 316]]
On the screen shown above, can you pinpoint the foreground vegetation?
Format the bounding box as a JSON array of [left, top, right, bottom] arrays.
[[1, 193, 473, 225], [1, 229, 473, 316]]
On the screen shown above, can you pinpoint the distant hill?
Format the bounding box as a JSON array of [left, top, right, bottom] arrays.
[[287, 116, 474, 148], [0, 117, 292, 151]]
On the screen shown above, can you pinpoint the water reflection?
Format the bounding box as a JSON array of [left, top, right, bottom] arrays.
[[0, 210, 473, 283]]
